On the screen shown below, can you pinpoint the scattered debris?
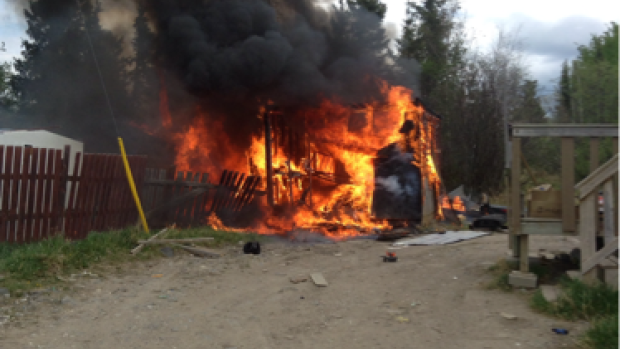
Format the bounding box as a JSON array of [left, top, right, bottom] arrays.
[[552, 328, 569, 335], [396, 316, 409, 323], [290, 277, 308, 284], [137, 237, 214, 245], [334, 253, 342, 257], [0, 288, 10, 298], [310, 273, 328, 287], [382, 251, 398, 262], [500, 312, 518, 320], [393, 231, 489, 246], [410, 301, 419, 307], [174, 245, 221, 258], [151, 274, 164, 278], [131, 227, 169, 255]]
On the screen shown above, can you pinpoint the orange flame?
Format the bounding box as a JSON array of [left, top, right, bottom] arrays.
[[162, 80, 443, 238]]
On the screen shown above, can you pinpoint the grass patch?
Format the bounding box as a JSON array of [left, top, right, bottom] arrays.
[[530, 277, 618, 320], [583, 314, 618, 349], [0, 226, 264, 294], [530, 277, 618, 349]]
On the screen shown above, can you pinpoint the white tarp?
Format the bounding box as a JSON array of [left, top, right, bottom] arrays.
[[392, 231, 490, 246]]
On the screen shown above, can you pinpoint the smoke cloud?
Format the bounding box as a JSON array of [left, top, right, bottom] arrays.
[[148, 0, 419, 106]]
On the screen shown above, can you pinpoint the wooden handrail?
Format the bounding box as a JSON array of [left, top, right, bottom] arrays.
[[575, 154, 618, 200]]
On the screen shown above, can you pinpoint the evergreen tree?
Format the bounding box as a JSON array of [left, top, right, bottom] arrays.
[[12, 0, 130, 152], [131, 1, 159, 124], [555, 60, 572, 122], [399, 0, 460, 99], [346, 0, 387, 20], [513, 80, 545, 123]]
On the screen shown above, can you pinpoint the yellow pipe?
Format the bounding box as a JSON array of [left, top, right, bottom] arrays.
[[118, 137, 150, 233]]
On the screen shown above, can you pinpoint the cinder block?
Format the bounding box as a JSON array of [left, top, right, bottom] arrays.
[[509, 271, 538, 288]]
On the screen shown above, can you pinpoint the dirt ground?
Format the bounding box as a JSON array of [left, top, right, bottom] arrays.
[[0, 233, 592, 349]]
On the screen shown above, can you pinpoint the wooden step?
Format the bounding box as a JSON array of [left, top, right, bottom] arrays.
[[520, 218, 578, 236]]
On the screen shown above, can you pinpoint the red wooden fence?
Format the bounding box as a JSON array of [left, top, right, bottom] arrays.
[[0, 145, 147, 243]]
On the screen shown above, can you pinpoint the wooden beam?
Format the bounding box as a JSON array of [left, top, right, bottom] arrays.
[[612, 138, 620, 236], [519, 234, 529, 273], [590, 138, 601, 235], [580, 193, 599, 283], [575, 154, 618, 199], [510, 137, 522, 256], [512, 124, 618, 138], [131, 228, 168, 255], [264, 110, 274, 207], [137, 237, 214, 244], [562, 138, 576, 233], [582, 237, 619, 275], [602, 179, 615, 244]]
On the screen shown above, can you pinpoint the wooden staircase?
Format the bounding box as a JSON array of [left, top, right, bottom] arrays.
[[575, 154, 618, 283]]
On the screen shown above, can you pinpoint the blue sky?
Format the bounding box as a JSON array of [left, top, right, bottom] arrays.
[[1, 0, 618, 95]]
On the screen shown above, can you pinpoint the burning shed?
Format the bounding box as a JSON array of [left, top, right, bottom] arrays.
[[129, 0, 445, 238]]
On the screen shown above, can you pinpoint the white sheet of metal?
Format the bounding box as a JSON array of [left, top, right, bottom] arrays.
[[392, 231, 490, 246]]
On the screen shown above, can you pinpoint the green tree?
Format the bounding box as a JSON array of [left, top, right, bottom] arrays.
[[0, 44, 17, 111], [513, 80, 545, 123], [12, 0, 130, 152], [346, 0, 387, 20], [399, 0, 460, 99], [554, 60, 572, 123], [130, 2, 159, 124]]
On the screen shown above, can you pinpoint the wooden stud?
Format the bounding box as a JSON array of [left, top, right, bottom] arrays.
[[602, 179, 615, 244], [10, 147, 23, 243], [519, 234, 529, 273], [0, 146, 9, 242], [24, 148, 39, 242], [0, 146, 7, 242], [613, 138, 618, 237], [510, 137, 522, 256], [590, 138, 601, 235], [561, 137, 576, 233], [580, 193, 599, 284], [264, 110, 274, 207], [41, 149, 55, 239]]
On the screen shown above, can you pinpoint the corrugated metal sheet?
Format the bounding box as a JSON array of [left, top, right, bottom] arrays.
[[392, 231, 489, 246]]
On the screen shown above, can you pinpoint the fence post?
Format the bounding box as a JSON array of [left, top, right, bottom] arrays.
[[56, 145, 71, 236]]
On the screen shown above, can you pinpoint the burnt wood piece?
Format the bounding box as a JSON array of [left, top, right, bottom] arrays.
[[234, 176, 261, 212], [210, 170, 232, 213], [264, 111, 275, 206], [194, 173, 210, 225], [208, 170, 228, 213], [221, 173, 244, 211]]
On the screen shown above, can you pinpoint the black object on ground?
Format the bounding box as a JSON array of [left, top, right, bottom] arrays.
[[470, 213, 507, 231], [243, 241, 261, 255]]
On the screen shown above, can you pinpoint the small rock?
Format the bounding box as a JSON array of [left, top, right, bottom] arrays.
[[310, 273, 328, 287], [160, 247, 175, 258], [500, 312, 518, 320], [61, 296, 74, 305], [566, 270, 581, 281], [334, 253, 343, 257], [0, 288, 10, 297], [541, 285, 561, 302]]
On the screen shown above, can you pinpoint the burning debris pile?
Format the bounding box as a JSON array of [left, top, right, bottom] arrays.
[[128, 0, 443, 238]]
